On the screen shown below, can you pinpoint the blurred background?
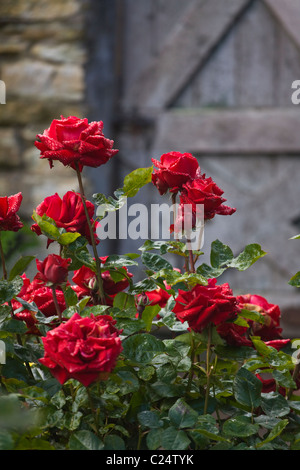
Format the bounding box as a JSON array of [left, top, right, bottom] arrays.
[[1, 0, 300, 337]]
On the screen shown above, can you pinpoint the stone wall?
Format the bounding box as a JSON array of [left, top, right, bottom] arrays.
[[0, 0, 89, 221]]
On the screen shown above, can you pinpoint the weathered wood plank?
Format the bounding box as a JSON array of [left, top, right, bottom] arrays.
[[276, 24, 300, 106], [174, 18, 237, 108], [264, 0, 300, 50], [234, 0, 277, 106], [123, 0, 252, 110], [152, 109, 300, 154]]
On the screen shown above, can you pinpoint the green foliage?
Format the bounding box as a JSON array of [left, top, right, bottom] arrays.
[[1, 163, 300, 453]]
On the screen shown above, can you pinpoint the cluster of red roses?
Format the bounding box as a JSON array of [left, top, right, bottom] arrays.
[[0, 116, 123, 387], [0, 115, 290, 390], [151, 151, 236, 231], [143, 279, 289, 351]]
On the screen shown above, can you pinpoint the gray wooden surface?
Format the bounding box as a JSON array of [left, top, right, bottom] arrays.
[[101, 0, 300, 337]]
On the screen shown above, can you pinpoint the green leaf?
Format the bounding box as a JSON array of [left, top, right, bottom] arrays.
[[256, 419, 289, 448], [103, 434, 125, 450], [32, 211, 61, 240], [1, 318, 27, 334], [142, 304, 161, 331], [104, 254, 139, 268], [63, 236, 96, 271], [228, 244, 267, 271], [222, 415, 259, 438], [168, 398, 198, 429], [233, 367, 262, 409], [0, 276, 23, 303], [139, 239, 170, 254], [122, 333, 165, 364], [80, 305, 110, 316], [161, 426, 191, 450], [272, 369, 297, 390], [122, 166, 153, 197], [239, 308, 266, 325], [69, 430, 104, 450], [113, 292, 136, 311], [251, 336, 274, 357], [142, 252, 173, 272], [146, 428, 163, 450], [129, 278, 159, 295], [58, 231, 81, 245], [8, 256, 35, 281], [150, 381, 186, 398], [63, 286, 79, 307], [93, 191, 127, 220], [261, 392, 291, 417], [192, 414, 224, 441], [138, 410, 163, 429], [288, 271, 300, 287], [107, 370, 140, 396], [210, 239, 233, 268], [197, 263, 226, 279]]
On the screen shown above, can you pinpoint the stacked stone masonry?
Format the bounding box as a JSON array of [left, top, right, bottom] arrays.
[[0, 0, 89, 219]]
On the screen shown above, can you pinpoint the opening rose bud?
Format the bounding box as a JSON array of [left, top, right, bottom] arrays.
[[0, 192, 23, 232], [35, 254, 71, 286]]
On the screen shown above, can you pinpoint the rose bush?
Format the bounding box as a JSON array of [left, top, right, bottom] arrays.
[[1, 116, 300, 452]]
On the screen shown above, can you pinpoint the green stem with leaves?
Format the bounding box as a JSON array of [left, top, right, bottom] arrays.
[[75, 164, 106, 305], [204, 324, 213, 415]]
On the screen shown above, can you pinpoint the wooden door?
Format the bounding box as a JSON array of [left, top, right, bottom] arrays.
[[111, 0, 300, 336]]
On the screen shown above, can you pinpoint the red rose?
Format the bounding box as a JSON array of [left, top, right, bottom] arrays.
[[237, 294, 283, 341], [72, 258, 133, 306], [217, 294, 290, 350], [173, 278, 238, 333], [31, 191, 99, 246], [152, 152, 200, 195], [12, 276, 67, 333], [176, 176, 236, 227], [144, 286, 172, 308], [256, 374, 286, 396], [35, 254, 71, 286], [35, 115, 118, 172], [39, 312, 123, 386], [216, 322, 251, 347], [0, 192, 23, 232]]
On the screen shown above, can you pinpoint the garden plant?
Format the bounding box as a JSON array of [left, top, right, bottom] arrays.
[[1, 115, 300, 451]]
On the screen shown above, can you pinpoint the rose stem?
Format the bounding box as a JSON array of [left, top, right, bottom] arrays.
[[186, 332, 196, 395], [172, 192, 190, 272], [75, 164, 106, 305], [204, 323, 213, 415], [51, 286, 62, 323], [187, 241, 195, 273], [0, 234, 7, 280], [87, 386, 100, 437], [0, 234, 16, 319]]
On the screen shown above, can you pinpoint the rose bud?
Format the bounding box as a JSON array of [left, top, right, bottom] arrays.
[[35, 254, 71, 286], [0, 192, 23, 232]]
